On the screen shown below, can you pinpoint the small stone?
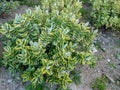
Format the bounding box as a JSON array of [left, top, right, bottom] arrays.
[[97, 70, 100, 73], [103, 41, 105, 45], [116, 81, 120, 85], [107, 58, 110, 62], [7, 79, 12, 83], [111, 54, 113, 57], [93, 47, 97, 53]]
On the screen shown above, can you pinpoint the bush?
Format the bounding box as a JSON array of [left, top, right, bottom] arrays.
[[0, 0, 19, 18], [90, 0, 120, 30], [0, 0, 96, 89]]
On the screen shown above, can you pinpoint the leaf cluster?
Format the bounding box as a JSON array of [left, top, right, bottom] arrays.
[[0, 0, 96, 89], [90, 0, 120, 30], [0, 0, 19, 18], [91, 76, 107, 90]]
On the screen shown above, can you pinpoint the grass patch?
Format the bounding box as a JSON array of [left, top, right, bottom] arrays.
[[91, 75, 107, 90]]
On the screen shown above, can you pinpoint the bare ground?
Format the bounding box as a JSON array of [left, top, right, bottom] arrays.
[[0, 5, 120, 90], [70, 31, 120, 90]]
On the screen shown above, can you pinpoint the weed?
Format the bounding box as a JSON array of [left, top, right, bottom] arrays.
[[108, 63, 117, 69], [91, 75, 107, 90]]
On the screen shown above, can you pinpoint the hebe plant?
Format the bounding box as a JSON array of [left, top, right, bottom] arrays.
[[90, 0, 120, 30], [0, 0, 96, 89]]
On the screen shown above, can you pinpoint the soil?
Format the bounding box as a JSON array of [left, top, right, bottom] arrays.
[[69, 31, 120, 90], [0, 5, 29, 24], [0, 5, 120, 90]]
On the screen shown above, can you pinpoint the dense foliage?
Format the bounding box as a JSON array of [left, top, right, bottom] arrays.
[[0, 0, 96, 89], [20, 0, 41, 6], [0, 0, 19, 18], [90, 0, 120, 30]]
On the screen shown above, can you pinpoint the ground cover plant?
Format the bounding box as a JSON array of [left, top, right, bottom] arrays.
[[0, 0, 19, 18], [90, 0, 120, 30], [91, 75, 107, 90], [0, 0, 96, 89]]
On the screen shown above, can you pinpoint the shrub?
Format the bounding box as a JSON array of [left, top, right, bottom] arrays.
[[0, 0, 96, 89], [0, 0, 19, 18], [90, 0, 120, 30]]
